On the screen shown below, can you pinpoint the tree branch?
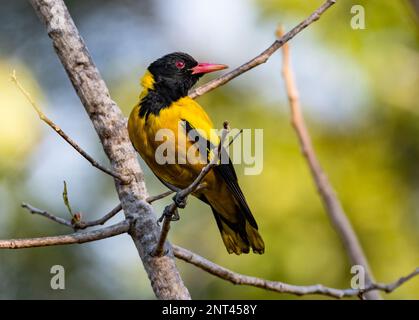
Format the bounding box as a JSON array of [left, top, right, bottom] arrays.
[[22, 202, 73, 228], [5, 203, 418, 299], [189, 0, 337, 99], [10, 71, 126, 182], [173, 245, 419, 299], [29, 0, 190, 300], [279, 27, 380, 300], [0, 220, 130, 249], [21, 191, 173, 231], [75, 204, 122, 229], [22, 202, 122, 230], [146, 190, 175, 204]]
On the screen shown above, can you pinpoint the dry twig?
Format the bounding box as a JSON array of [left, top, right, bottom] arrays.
[[10, 71, 127, 182], [21, 191, 174, 230], [189, 0, 337, 99], [173, 245, 419, 299], [0, 221, 130, 249], [1, 206, 416, 299], [278, 26, 379, 299]]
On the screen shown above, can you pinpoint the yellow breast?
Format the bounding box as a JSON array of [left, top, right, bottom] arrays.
[[128, 74, 219, 188]]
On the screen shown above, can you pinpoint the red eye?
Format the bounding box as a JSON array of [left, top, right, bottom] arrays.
[[175, 61, 185, 69]]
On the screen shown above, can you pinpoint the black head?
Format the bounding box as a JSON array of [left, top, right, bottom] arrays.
[[148, 52, 228, 101]]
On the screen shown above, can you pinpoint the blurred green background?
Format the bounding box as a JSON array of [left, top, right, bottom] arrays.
[[0, 0, 418, 299]]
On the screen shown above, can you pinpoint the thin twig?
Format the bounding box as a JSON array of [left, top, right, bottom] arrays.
[[189, 0, 337, 99], [229, 129, 243, 147], [279, 27, 379, 300], [75, 204, 122, 229], [22, 202, 121, 230], [21, 191, 173, 230], [0, 221, 130, 249], [10, 71, 127, 182], [22, 203, 72, 228], [373, 268, 419, 293], [7, 203, 419, 299], [173, 245, 419, 299], [146, 190, 174, 204], [152, 123, 230, 257]]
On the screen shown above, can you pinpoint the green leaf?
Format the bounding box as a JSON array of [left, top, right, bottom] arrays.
[[62, 180, 73, 218]]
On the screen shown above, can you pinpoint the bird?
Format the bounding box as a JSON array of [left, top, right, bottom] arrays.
[[128, 52, 264, 254]]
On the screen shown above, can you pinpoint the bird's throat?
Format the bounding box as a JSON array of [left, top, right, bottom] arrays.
[[138, 71, 189, 120]]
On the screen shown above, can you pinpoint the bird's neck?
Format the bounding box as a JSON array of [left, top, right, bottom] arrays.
[[138, 70, 190, 120]]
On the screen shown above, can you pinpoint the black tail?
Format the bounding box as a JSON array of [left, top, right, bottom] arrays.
[[212, 156, 265, 254], [200, 195, 265, 255], [210, 205, 264, 255]]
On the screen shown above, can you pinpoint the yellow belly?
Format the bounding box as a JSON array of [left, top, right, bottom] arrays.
[[128, 96, 219, 190]]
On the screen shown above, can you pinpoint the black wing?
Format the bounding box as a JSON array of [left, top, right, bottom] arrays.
[[182, 119, 258, 229]]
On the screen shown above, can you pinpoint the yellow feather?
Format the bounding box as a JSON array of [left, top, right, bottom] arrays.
[[140, 70, 155, 91]]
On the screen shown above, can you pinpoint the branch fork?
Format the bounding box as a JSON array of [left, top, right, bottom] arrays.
[[2, 181, 418, 298]]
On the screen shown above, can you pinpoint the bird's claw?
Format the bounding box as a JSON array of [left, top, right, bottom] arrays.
[[171, 208, 180, 221], [157, 207, 180, 225], [150, 246, 170, 257], [157, 214, 165, 225], [173, 193, 187, 208]]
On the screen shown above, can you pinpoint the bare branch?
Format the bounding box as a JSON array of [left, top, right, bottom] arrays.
[[146, 190, 174, 204], [152, 123, 230, 257], [76, 204, 122, 229], [22, 202, 122, 230], [10, 200, 419, 299], [0, 221, 130, 249], [373, 268, 419, 293], [22, 202, 73, 228], [82, 191, 174, 229], [10, 71, 127, 182], [279, 27, 379, 300], [173, 245, 419, 299], [189, 0, 337, 99], [21, 190, 173, 231], [30, 0, 190, 299], [229, 129, 243, 147]]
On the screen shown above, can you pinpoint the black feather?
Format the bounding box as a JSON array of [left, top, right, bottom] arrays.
[[183, 119, 258, 229], [139, 52, 203, 120]]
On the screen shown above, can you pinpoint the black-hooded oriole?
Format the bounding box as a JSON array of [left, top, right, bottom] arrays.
[[128, 52, 264, 254]]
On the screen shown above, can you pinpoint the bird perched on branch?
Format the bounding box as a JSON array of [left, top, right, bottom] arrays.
[[128, 52, 264, 254]]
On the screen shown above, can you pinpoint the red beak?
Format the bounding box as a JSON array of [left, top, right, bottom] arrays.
[[190, 62, 228, 75]]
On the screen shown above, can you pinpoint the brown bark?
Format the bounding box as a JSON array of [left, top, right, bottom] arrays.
[[29, 0, 190, 300]]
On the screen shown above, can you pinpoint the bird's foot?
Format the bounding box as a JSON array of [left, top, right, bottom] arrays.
[[149, 245, 170, 257], [170, 208, 180, 221], [173, 193, 187, 209], [157, 207, 180, 225]]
